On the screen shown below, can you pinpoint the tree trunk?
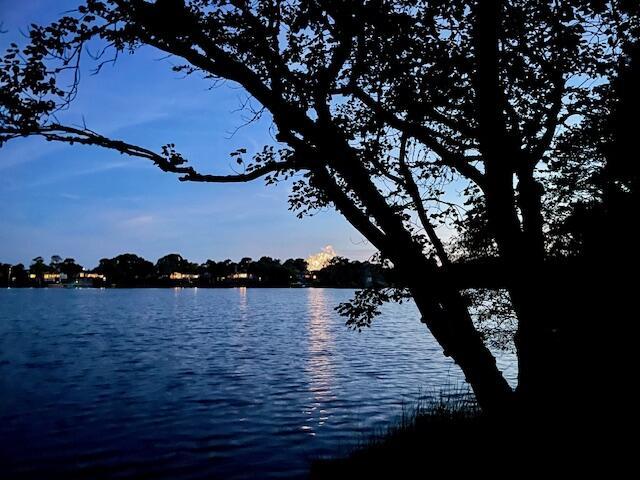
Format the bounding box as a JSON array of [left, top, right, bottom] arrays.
[[509, 280, 565, 411], [507, 259, 627, 419], [409, 281, 515, 416]]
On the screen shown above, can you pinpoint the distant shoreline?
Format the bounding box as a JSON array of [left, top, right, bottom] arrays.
[[2, 253, 387, 290], [3, 285, 363, 290]]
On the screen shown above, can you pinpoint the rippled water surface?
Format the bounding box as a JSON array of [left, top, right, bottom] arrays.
[[0, 288, 515, 478]]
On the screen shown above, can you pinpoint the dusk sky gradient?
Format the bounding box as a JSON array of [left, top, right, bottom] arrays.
[[0, 0, 377, 268]]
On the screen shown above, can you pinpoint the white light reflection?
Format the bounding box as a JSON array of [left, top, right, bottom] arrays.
[[303, 288, 336, 435]]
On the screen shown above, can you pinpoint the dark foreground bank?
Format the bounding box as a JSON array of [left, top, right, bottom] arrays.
[[310, 394, 632, 478]]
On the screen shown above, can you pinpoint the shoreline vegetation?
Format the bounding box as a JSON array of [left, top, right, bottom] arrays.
[[310, 391, 621, 477], [1, 253, 389, 289], [311, 391, 488, 478]]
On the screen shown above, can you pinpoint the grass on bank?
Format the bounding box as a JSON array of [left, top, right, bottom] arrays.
[[309, 389, 622, 478], [310, 390, 494, 478]]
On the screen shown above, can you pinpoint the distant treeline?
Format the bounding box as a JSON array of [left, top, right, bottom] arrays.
[[1, 254, 388, 289]]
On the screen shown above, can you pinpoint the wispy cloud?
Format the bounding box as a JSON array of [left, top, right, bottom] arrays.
[[59, 193, 82, 201], [6, 160, 137, 191], [119, 215, 155, 228]]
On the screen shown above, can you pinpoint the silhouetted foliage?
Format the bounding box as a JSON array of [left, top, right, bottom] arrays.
[[0, 263, 11, 286], [95, 253, 155, 287], [58, 258, 84, 277], [29, 257, 48, 284], [3, 263, 28, 287], [2, 0, 638, 416], [315, 256, 385, 288], [155, 253, 197, 277]]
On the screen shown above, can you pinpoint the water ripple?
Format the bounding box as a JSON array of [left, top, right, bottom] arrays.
[[0, 288, 515, 478]]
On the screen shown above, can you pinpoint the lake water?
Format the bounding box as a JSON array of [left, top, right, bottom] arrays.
[[0, 288, 516, 479]]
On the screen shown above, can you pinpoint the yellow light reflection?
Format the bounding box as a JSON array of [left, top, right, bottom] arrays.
[[304, 288, 336, 434]]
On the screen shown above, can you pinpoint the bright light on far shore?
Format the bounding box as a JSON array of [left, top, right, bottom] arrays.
[[306, 246, 336, 271]]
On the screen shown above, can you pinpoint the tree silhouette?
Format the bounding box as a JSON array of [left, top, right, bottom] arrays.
[[59, 257, 84, 277], [155, 253, 196, 277], [50, 255, 63, 268], [3, 263, 28, 287], [1, 0, 638, 415], [0, 263, 11, 286], [95, 253, 154, 286]]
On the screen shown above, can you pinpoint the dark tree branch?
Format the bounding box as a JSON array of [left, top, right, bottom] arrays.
[[397, 134, 451, 266], [0, 124, 305, 183], [309, 166, 390, 253], [345, 85, 486, 186], [528, 70, 565, 164]]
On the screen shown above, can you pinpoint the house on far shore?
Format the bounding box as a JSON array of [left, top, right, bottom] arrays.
[[215, 272, 262, 285], [44, 272, 64, 284], [169, 272, 200, 281], [164, 271, 200, 286], [74, 272, 107, 287]]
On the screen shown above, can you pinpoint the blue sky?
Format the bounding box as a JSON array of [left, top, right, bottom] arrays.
[[0, 1, 376, 268]]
